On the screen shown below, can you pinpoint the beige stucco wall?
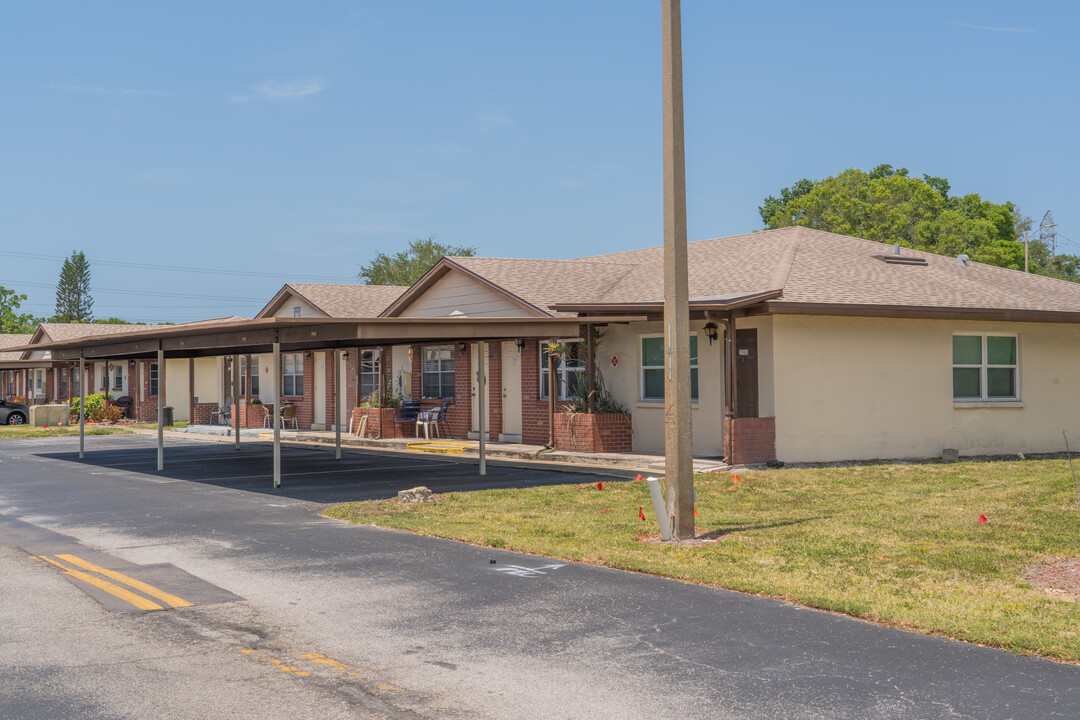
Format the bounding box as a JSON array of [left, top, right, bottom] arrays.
[[398, 269, 535, 318], [773, 315, 1080, 462], [274, 295, 321, 318]]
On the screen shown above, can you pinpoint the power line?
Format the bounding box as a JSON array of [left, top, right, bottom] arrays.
[[0, 249, 356, 282], [0, 278, 265, 303]]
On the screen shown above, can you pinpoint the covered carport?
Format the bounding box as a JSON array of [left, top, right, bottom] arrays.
[[11, 315, 640, 488]]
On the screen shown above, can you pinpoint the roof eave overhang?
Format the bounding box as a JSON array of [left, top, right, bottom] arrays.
[[755, 302, 1080, 323], [7, 316, 648, 362], [550, 289, 784, 319]]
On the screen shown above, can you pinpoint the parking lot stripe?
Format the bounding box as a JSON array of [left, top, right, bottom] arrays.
[[55, 554, 194, 608], [35, 556, 165, 611]]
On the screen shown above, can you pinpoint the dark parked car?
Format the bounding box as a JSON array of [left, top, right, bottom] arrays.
[[0, 399, 29, 425]]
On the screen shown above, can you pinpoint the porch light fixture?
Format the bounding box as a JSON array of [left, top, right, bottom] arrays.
[[459, 342, 468, 353], [703, 322, 718, 346], [515, 338, 526, 352]]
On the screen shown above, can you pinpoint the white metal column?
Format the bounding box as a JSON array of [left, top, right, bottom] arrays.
[[78, 357, 85, 460], [233, 354, 241, 450], [157, 347, 164, 471], [273, 341, 281, 489], [334, 349, 342, 461]]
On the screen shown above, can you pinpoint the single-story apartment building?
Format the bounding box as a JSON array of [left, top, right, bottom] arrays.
[[16, 227, 1080, 464]]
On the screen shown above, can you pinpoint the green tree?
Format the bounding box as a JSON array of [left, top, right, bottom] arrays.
[[358, 235, 476, 286], [760, 166, 1077, 279], [53, 251, 94, 322], [0, 286, 42, 333]]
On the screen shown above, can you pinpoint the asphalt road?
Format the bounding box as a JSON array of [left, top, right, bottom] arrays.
[[2, 434, 1079, 719]]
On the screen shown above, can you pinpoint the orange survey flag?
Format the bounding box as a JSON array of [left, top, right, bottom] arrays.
[[639, 507, 646, 522], [978, 513, 987, 525]]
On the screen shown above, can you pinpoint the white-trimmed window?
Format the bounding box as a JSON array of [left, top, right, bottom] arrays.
[[113, 364, 123, 390], [100, 365, 108, 392], [282, 353, 304, 397], [240, 356, 260, 396], [148, 363, 158, 397], [359, 350, 380, 399], [422, 346, 455, 399], [641, 334, 698, 402], [953, 334, 1018, 401], [35, 369, 43, 391], [60, 369, 68, 397], [293, 306, 301, 318], [539, 340, 586, 400]]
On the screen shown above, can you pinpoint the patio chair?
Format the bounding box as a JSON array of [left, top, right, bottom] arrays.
[[393, 401, 421, 437], [210, 397, 232, 426], [417, 400, 450, 439], [281, 404, 298, 430], [261, 404, 273, 428]]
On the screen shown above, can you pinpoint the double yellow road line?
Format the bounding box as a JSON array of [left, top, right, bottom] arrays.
[[33, 554, 193, 611]]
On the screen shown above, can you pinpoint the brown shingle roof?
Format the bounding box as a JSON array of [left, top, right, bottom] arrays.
[[38, 323, 175, 342], [0, 334, 32, 361], [434, 227, 1080, 317], [262, 284, 407, 318]]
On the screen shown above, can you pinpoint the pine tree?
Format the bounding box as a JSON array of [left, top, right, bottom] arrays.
[[53, 251, 94, 322]]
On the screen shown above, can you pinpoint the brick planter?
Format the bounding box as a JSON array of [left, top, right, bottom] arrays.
[[353, 407, 399, 438], [553, 412, 633, 453], [724, 416, 776, 465]]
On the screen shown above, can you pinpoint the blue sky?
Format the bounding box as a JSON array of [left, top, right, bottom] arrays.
[[1, 1, 1075, 323]]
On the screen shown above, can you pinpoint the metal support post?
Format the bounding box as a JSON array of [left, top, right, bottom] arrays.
[[157, 347, 164, 471], [78, 357, 85, 459], [334, 349, 342, 460], [272, 341, 281, 489], [233, 354, 241, 450]]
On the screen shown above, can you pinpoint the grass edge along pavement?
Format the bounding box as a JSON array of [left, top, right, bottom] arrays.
[[323, 460, 1080, 663], [0, 426, 131, 439]]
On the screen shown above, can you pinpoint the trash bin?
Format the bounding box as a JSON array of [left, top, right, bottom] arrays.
[[161, 406, 174, 427]]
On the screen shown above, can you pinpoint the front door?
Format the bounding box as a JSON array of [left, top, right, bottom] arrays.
[[470, 343, 491, 439], [314, 352, 326, 428], [736, 329, 759, 418], [500, 341, 522, 442]]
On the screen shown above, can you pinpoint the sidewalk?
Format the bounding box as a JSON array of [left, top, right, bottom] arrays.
[[130, 424, 733, 477]]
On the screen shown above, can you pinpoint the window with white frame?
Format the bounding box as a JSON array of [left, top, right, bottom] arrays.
[[113, 363, 123, 390], [240, 356, 260, 396], [282, 353, 304, 397], [539, 340, 586, 400], [35, 370, 43, 391], [60, 369, 68, 397], [359, 350, 380, 399], [640, 334, 698, 402], [149, 363, 158, 397], [100, 365, 108, 392], [953, 334, 1018, 401], [421, 346, 455, 398], [293, 306, 301, 318]]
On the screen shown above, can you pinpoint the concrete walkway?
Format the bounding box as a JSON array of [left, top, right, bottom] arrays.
[[129, 424, 733, 477]]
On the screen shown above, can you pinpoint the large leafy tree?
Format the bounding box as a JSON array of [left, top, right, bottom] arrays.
[[53, 251, 94, 322], [0, 285, 42, 333], [358, 235, 476, 286], [759, 165, 1077, 280]]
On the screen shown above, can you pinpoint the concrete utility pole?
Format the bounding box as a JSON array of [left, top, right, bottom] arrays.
[[662, 0, 694, 539]]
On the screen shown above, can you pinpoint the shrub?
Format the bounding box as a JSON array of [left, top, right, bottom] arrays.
[[70, 393, 108, 421], [102, 405, 124, 423]]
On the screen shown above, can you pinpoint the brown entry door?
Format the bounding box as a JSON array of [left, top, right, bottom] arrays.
[[736, 329, 758, 418]]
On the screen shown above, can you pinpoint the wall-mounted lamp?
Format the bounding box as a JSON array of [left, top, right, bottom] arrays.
[[703, 322, 719, 346], [458, 342, 468, 354], [304, 351, 312, 358], [515, 338, 526, 352]]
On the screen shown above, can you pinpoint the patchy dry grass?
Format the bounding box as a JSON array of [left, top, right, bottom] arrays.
[[0, 425, 130, 438], [324, 460, 1080, 662], [130, 421, 188, 430]]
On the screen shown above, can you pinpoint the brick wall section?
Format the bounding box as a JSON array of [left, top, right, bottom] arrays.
[[724, 416, 776, 465], [553, 412, 633, 453], [410, 343, 468, 439], [520, 344, 551, 446], [192, 402, 217, 425]]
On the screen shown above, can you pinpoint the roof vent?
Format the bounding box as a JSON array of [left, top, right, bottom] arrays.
[[957, 254, 969, 267], [874, 253, 927, 266]]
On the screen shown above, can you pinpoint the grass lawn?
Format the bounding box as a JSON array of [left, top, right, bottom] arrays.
[[130, 421, 189, 430], [0, 425, 131, 438], [324, 460, 1080, 662]]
